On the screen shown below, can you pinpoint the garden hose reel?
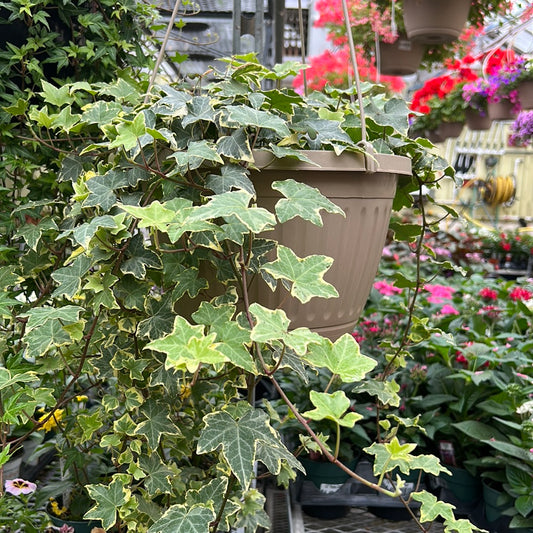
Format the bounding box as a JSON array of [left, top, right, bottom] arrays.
[[481, 175, 516, 207]]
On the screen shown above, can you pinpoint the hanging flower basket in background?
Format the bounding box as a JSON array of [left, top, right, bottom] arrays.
[[378, 33, 425, 76], [465, 108, 492, 131], [403, 0, 471, 44], [487, 100, 515, 121], [517, 80, 533, 110]]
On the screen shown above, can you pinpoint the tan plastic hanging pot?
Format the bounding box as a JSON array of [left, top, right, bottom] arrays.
[[465, 108, 492, 131], [403, 0, 470, 44], [517, 80, 533, 110], [249, 150, 411, 340], [378, 34, 425, 76]]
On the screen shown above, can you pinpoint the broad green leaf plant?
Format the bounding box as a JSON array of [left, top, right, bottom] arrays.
[[0, 32, 474, 530]]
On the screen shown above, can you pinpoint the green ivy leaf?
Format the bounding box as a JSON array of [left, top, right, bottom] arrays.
[[134, 401, 179, 450], [182, 96, 216, 127], [147, 505, 215, 533], [81, 100, 122, 125], [190, 190, 276, 233], [16, 217, 58, 251], [365, 437, 417, 477], [216, 129, 254, 162], [146, 316, 226, 372], [120, 200, 186, 232], [303, 390, 363, 428], [272, 179, 344, 226], [353, 380, 401, 407], [85, 475, 132, 529], [78, 412, 104, 444], [249, 303, 322, 355], [303, 334, 376, 381], [206, 164, 255, 195], [121, 234, 162, 279], [72, 215, 118, 248], [51, 255, 92, 299], [170, 140, 224, 171], [198, 407, 286, 490], [411, 491, 455, 523], [40, 80, 75, 106], [108, 112, 146, 151], [139, 454, 174, 496], [221, 105, 291, 137], [262, 245, 338, 303]]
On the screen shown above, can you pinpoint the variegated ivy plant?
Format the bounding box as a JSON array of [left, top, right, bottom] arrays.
[[0, 54, 479, 532]]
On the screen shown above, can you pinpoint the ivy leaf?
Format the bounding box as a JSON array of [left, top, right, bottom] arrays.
[[78, 412, 104, 444], [249, 303, 322, 355], [206, 164, 254, 195], [186, 478, 239, 531], [72, 215, 118, 248], [190, 190, 275, 233], [85, 475, 131, 530], [139, 452, 175, 496], [137, 294, 174, 341], [303, 390, 362, 428], [443, 518, 486, 533], [147, 505, 215, 533], [52, 255, 92, 299], [182, 96, 216, 127], [120, 200, 186, 232], [0, 368, 38, 391], [304, 334, 376, 381], [216, 129, 254, 162], [197, 407, 286, 490], [365, 98, 410, 136], [113, 275, 149, 311], [40, 80, 74, 106], [81, 100, 122, 126], [410, 455, 450, 477], [262, 245, 338, 303], [134, 401, 178, 450], [52, 106, 80, 132], [221, 105, 291, 137], [146, 316, 226, 373], [121, 234, 162, 279], [170, 140, 224, 171], [193, 303, 255, 373], [16, 217, 58, 251], [272, 179, 344, 226], [0, 293, 21, 318], [364, 437, 417, 476], [108, 112, 146, 151], [171, 266, 208, 301], [411, 491, 455, 523], [354, 380, 401, 407]]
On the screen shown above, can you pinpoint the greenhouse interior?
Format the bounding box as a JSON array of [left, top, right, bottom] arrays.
[[0, 1, 532, 533]]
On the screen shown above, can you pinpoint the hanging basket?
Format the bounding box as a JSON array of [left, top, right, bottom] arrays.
[[465, 108, 492, 131], [379, 34, 425, 76], [488, 100, 515, 121], [437, 121, 464, 140], [403, 0, 471, 44], [517, 80, 533, 110], [250, 150, 411, 340]]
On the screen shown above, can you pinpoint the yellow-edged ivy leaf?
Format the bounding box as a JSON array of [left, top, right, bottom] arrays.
[[78, 412, 104, 444], [146, 316, 226, 373], [410, 455, 450, 477], [108, 112, 146, 151], [85, 475, 132, 530], [197, 407, 287, 490], [364, 437, 417, 476], [272, 179, 344, 226], [354, 379, 401, 407], [303, 390, 362, 428], [303, 333, 377, 382], [411, 491, 455, 523], [72, 215, 119, 248], [134, 400, 179, 450], [119, 201, 182, 232], [170, 140, 224, 171], [262, 245, 338, 303], [147, 504, 215, 533], [216, 129, 254, 162], [190, 190, 276, 234], [139, 454, 175, 496], [443, 518, 486, 533], [206, 163, 255, 195], [120, 234, 162, 279], [81, 100, 122, 125], [51, 254, 92, 299], [186, 477, 240, 531], [221, 105, 291, 137], [40, 80, 75, 106], [249, 303, 322, 355]]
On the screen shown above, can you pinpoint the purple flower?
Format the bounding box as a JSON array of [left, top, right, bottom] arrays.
[[509, 110, 533, 146], [5, 478, 37, 496]]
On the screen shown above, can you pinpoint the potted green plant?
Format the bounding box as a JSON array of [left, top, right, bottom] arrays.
[[0, 44, 474, 531]]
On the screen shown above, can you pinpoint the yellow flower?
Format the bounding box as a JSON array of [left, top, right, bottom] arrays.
[[75, 395, 88, 402], [180, 384, 191, 400], [37, 409, 65, 432], [49, 498, 67, 517]]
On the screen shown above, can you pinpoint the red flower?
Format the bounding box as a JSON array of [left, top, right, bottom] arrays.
[[479, 287, 498, 300], [509, 287, 532, 302]]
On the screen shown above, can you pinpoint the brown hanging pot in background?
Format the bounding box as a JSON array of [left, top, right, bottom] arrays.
[[403, 0, 471, 44], [379, 34, 425, 76], [517, 80, 533, 110]]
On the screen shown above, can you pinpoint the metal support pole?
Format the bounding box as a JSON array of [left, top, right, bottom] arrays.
[[233, 0, 241, 54], [255, 0, 264, 63]]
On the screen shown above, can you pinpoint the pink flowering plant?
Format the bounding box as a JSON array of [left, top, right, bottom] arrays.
[[0, 478, 48, 532]]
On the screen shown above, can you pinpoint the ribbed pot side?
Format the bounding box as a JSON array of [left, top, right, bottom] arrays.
[[250, 151, 411, 340]]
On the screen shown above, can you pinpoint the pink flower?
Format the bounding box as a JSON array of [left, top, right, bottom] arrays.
[[373, 280, 402, 296], [456, 354, 468, 365], [479, 287, 498, 300], [5, 478, 36, 496], [425, 284, 455, 303], [440, 304, 460, 315], [516, 372, 529, 380], [509, 287, 532, 301]]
